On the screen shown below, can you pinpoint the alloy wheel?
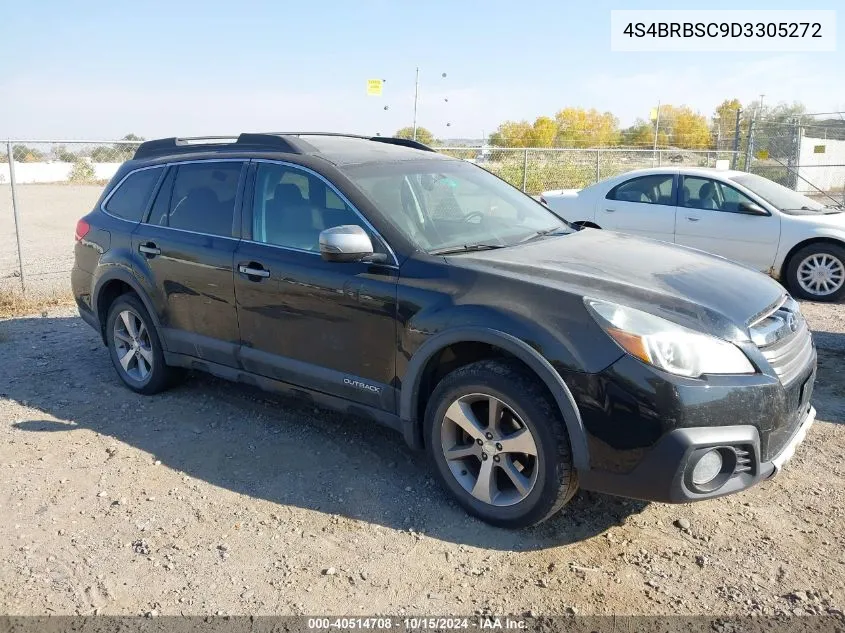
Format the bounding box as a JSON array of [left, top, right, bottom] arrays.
[[440, 393, 539, 507], [797, 253, 845, 297], [112, 309, 154, 383]]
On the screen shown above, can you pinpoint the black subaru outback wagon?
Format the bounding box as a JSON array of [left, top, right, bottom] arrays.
[[72, 133, 817, 528]]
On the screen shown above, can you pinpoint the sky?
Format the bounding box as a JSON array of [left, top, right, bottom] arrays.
[[0, 0, 842, 141]]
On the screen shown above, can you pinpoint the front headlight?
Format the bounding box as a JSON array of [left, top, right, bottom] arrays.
[[586, 299, 755, 378]]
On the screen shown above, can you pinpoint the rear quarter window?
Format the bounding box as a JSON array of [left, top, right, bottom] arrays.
[[103, 167, 164, 221]]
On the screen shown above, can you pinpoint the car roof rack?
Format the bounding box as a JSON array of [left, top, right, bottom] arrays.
[[275, 132, 436, 153], [132, 133, 435, 160]]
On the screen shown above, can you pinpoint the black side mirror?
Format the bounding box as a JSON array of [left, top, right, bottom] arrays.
[[738, 201, 767, 215]]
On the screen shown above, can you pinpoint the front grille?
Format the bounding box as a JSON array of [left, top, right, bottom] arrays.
[[750, 296, 814, 386], [749, 296, 815, 462], [759, 325, 814, 385]]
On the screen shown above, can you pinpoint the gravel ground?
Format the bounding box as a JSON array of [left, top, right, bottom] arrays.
[[0, 184, 102, 298], [0, 301, 843, 618]]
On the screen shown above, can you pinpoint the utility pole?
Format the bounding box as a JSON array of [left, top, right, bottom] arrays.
[[412, 67, 420, 141]]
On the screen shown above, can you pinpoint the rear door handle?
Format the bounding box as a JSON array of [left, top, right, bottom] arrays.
[[604, 208, 616, 213], [238, 264, 270, 279], [139, 242, 161, 256], [686, 216, 700, 222]]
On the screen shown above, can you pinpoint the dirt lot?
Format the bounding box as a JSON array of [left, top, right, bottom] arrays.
[[0, 301, 843, 618], [0, 184, 102, 298]]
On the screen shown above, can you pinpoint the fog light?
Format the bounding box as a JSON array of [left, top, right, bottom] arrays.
[[691, 449, 723, 485]]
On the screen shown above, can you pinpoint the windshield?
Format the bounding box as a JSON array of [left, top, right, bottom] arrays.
[[343, 160, 571, 253], [729, 173, 827, 213]]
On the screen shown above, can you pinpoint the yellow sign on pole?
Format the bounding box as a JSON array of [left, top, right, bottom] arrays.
[[366, 79, 383, 96], [649, 107, 659, 122], [756, 150, 769, 160]]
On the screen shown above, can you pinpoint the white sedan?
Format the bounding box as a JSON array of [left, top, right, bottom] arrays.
[[541, 167, 845, 301]]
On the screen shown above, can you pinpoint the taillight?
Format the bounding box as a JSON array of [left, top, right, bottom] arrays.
[[75, 219, 90, 241]]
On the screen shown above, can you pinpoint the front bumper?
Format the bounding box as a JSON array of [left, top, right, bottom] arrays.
[[579, 404, 815, 503]]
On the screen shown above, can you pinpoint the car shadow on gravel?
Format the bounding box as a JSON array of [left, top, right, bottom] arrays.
[[811, 331, 845, 426], [1, 315, 643, 549]]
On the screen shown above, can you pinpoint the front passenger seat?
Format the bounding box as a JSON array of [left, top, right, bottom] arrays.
[[266, 183, 321, 250]]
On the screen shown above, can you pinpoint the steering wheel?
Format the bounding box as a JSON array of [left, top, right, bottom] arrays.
[[463, 211, 484, 224]]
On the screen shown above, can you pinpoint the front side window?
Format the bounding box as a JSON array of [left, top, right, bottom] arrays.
[[681, 177, 720, 210], [343, 160, 571, 252], [150, 162, 244, 237], [607, 175, 674, 206], [682, 177, 761, 214], [104, 167, 163, 221], [714, 181, 759, 214], [251, 162, 368, 252]]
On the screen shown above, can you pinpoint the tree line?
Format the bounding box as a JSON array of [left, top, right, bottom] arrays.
[[482, 99, 844, 152]]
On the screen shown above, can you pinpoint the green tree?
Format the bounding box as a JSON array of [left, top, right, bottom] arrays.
[[754, 101, 806, 159], [54, 145, 78, 162], [90, 146, 115, 162], [111, 133, 145, 161], [620, 120, 664, 147], [12, 145, 43, 162], [394, 126, 435, 146]]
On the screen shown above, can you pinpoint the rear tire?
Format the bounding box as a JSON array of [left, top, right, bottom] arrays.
[[105, 293, 181, 394], [786, 243, 845, 302], [424, 359, 578, 528]]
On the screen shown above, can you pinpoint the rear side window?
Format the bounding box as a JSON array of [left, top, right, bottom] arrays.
[[103, 167, 163, 221], [149, 162, 244, 237], [607, 174, 675, 206]]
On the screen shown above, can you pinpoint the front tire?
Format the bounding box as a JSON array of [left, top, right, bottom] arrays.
[[786, 243, 845, 302], [105, 293, 178, 394], [425, 359, 578, 528]]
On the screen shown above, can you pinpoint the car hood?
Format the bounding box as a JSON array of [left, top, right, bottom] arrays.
[[782, 208, 845, 228], [451, 230, 786, 342]]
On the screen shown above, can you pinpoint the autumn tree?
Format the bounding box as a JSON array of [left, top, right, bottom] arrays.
[[656, 105, 711, 149], [394, 126, 436, 146], [713, 98, 742, 150], [554, 108, 620, 147], [528, 116, 557, 147], [488, 120, 534, 147]]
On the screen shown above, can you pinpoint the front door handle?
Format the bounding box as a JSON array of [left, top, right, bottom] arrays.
[[139, 242, 161, 256], [686, 216, 700, 222], [238, 264, 270, 279], [604, 208, 616, 213]]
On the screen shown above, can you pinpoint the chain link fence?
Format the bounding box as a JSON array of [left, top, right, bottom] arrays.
[[437, 147, 736, 194], [0, 135, 841, 302], [0, 140, 139, 301], [742, 112, 845, 206]]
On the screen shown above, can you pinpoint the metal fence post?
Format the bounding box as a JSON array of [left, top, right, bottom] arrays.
[[595, 149, 601, 182], [522, 149, 528, 192], [744, 119, 756, 172], [731, 108, 742, 170], [6, 140, 26, 294]]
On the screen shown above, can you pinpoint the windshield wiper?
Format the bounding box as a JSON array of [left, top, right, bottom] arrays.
[[429, 243, 507, 255], [519, 226, 568, 243]]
